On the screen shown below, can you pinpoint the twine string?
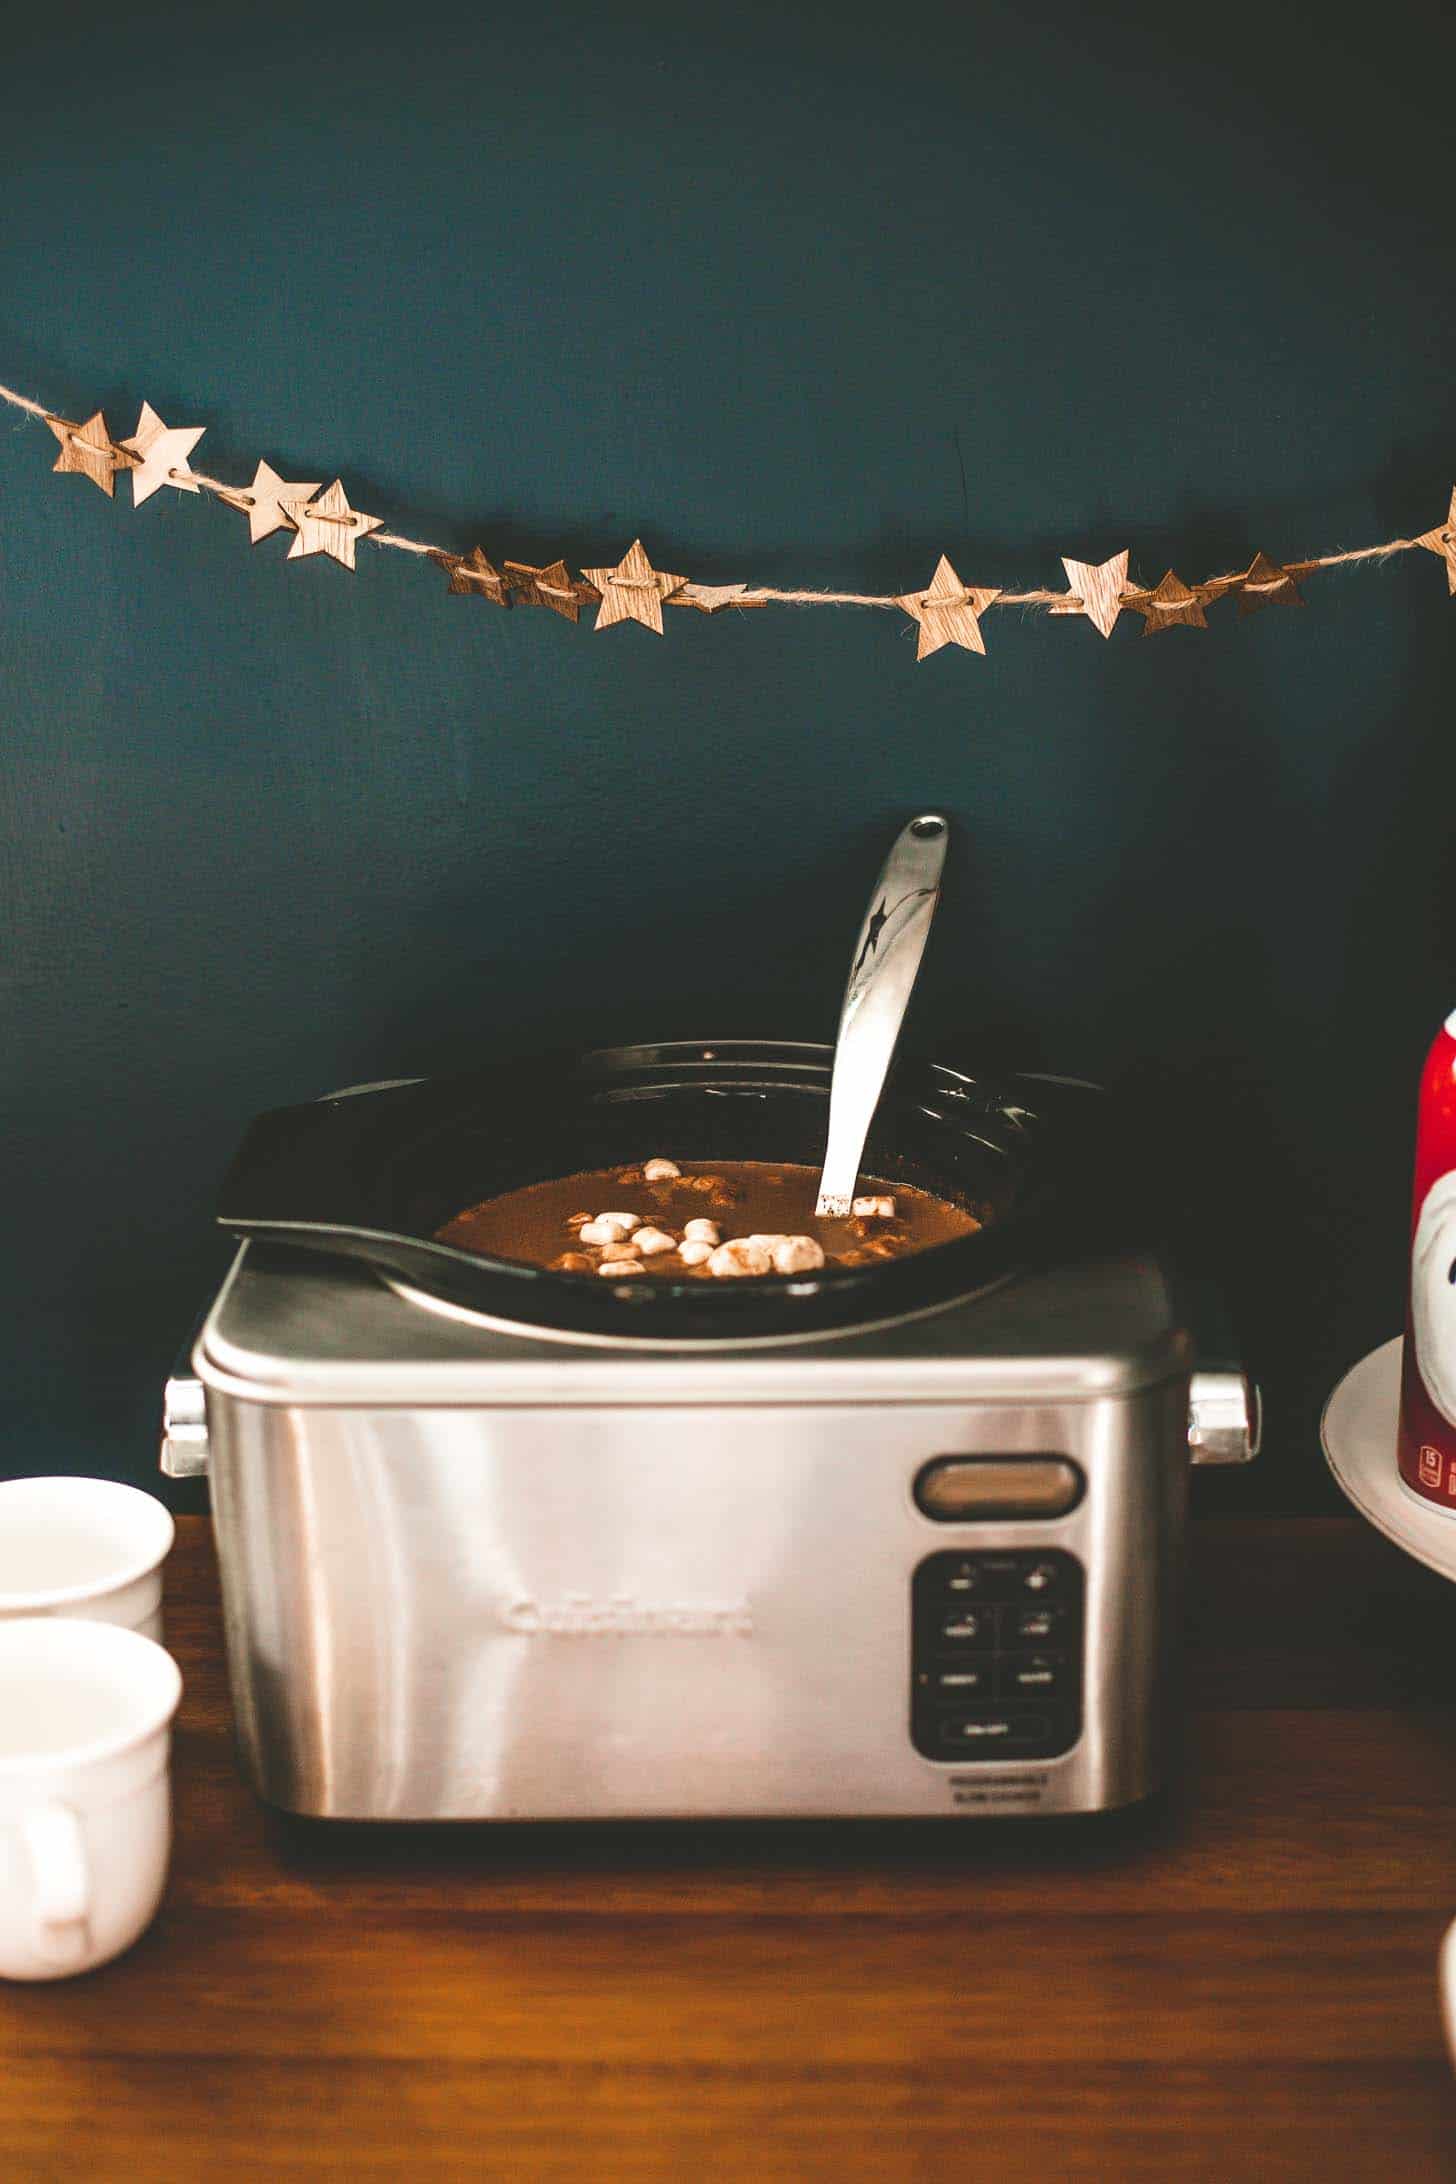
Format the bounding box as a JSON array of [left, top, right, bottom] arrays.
[[296, 504, 359, 528], [369, 529, 434, 556], [732, 589, 904, 608], [0, 384, 51, 420], [64, 425, 137, 466], [169, 464, 254, 507], [0, 375, 1441, 625]]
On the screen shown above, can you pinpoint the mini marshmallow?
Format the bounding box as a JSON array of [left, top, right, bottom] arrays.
[[643, 1158, 682, 1181], [852, 1194, 896, 1219], [772, 1235, 826, 1274], [598, 1212, 641, 1231], [683, 1218, 720, 1244], [678, 1238, 715, 1266], [598, 1258, 645, 1277], [579, 1217, 633, 1246], [708, 1239, 773, 1278], [630, 1226, 677, 1256], [566, 1211, 592, 1228]]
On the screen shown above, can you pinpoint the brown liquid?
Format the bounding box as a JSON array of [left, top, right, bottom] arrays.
[[435, 1159, 981, 1278]]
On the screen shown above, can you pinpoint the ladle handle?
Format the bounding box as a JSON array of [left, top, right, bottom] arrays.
[[816, 814, 949, 1217]]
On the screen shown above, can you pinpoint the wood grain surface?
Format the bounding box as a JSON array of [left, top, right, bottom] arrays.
[[4, 1514, 1456, 2181]]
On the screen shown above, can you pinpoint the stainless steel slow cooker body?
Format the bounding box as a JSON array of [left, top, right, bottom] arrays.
[[171, 1044, 1258, 1824], [215, 1039, 1131, 1341]]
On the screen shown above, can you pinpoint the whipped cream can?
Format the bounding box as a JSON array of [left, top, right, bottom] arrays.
[[1398, 1009, 1456, 1508]]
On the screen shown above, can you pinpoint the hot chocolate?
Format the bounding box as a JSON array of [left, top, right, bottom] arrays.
[[436, 1156, 981, 1280]]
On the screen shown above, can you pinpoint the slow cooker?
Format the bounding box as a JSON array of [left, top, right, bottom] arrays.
[[161, 1041, 1258, 1820]]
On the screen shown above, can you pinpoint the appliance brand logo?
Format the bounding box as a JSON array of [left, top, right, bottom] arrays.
[[502, 1592, 754, 1637]]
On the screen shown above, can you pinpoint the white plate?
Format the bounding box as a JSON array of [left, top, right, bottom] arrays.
[[1322, 1335, 1456, 1583], [1325, 1338, 1456, 2070]]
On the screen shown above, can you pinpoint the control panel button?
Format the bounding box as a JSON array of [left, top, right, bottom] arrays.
[[1010, 1605, 1066, 1643], [999, 1653, 1068, 1699], [921, 1662, 993, 1699], [937, 1608, 992, 1647], [914, 1457, 1085, 1521], [1022, 1561, 1062, 1595], [937, 1712, 1052, 1751]]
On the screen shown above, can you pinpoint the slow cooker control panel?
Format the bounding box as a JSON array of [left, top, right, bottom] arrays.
[[910, 1550, 1084, 1762]]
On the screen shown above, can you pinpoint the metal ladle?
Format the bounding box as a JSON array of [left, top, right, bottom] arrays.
[[815, 813, 949, 1218]]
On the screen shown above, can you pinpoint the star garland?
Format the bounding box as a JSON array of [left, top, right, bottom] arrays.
[[5, 378, 1453, 665]]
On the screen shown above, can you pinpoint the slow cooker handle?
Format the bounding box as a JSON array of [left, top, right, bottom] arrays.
[[1176, 1271, 1260, 1465], [1187, 1370, 1261, 1465], [216, 1079, 432, 1233]]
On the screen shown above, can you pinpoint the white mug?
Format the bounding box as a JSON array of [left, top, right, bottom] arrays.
[[0, 1477, 175, 1641], [0, 1617, 181, 1979]]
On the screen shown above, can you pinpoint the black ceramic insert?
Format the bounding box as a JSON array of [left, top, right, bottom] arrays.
[[216, 1040, 1137, 1339]]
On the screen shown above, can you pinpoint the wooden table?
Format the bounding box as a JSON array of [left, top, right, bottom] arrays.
[[4, 1513, 1456, 2180]]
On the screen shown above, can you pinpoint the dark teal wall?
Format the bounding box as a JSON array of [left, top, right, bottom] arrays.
[[3, 0, 1453, 1504]]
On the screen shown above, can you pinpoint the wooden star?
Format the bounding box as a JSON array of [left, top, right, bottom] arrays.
[[1419, 487, 1456, 596], [1134, 570, 1209, 634], [121, 401, 206, 507], [282, 480, 383, 571], [501, 559, 599, 622], [241, 459, 321, 545], [433, 547, 512, 606], [46, 410, 136, 497], [673, 582, 768, 614], [582, 539, 688, 635], [895, 555, 999, 661], [1235, 550, 1304, 615], [1055, 551, 1131, 639]]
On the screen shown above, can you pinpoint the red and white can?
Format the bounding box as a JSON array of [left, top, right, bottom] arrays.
[[1398, 1009, 1456, 1508]]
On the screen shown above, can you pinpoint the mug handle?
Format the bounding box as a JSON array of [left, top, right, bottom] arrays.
[[19, 1804, 92, 1969]]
